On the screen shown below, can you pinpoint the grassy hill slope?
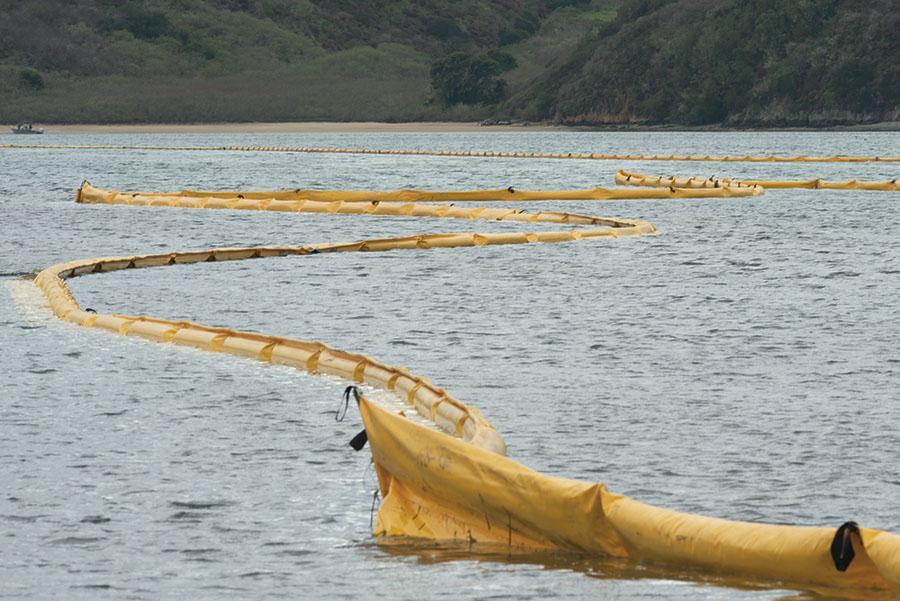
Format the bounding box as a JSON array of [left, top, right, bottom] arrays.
[[0, 0, 544, 122], [2, 0, 896, 125]]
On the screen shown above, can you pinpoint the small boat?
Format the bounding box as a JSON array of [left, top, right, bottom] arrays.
[[11, 122, 44, 134]]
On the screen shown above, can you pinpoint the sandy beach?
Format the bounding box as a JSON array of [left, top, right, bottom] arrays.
[[13, 121, 566, 134], [9, 121, 899, 134]]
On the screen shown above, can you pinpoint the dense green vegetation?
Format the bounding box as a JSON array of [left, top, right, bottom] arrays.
[[515, 0, 900, 125], [1, 0, 896, 125], [430, 51, 517, 106]]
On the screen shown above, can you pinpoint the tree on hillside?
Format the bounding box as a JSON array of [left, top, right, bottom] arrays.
[[430, 52, 508, 105]]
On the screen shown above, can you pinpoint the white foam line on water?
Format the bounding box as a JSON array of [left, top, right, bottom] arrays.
[[5, 276, 441, 431], [5, 278, 56, 325]]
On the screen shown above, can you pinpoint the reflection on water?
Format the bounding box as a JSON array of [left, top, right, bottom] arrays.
[[373, 538, 898, 600], [1, 131, 899, 600]]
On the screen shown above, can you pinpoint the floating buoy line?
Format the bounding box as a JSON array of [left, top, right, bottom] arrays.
[[3, 142, 900, 163], [25, 160, 900, 598]]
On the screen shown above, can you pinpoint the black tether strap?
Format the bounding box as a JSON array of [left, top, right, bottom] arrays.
[[337, 386, 368, 451], [830, 521, 860, 572], [349, 429, 368, 451], [369, 489, 380, 529], [335, 385, 359, 422]]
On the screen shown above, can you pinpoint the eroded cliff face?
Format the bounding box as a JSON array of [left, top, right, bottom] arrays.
[[550, 107, 900, 128], [725, 107, 900, 128]]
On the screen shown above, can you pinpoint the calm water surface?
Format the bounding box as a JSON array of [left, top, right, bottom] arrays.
[[1, 131, 899, 599]]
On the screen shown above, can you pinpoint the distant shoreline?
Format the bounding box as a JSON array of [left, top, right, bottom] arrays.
[[5, 122, 562, 134], [5, 121, 900, 134]]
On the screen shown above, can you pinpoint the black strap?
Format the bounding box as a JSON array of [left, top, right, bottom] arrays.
[[349, 429, 368, 451], [369, 489, 380, 528], [335, 385, 360, 422], [830, 521, 860, 572], [338, 386, 368, 451]]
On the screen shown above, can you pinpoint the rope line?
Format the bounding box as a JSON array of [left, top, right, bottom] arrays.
[[4, 143, 899, 163]]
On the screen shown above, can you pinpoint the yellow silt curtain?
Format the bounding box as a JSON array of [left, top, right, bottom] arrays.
[[359, 396, 900, 596], [616, 169, 900, 191], [28, 178, 900, 598]]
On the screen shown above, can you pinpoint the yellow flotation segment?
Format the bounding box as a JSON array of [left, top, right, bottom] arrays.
[[616, 170, 900, 191], [75, 180, 761, 208], [362, 397, 900, 596], [4, 143, 899, 163], [35, 248, 511, 454], [33, 181, 900, 597]]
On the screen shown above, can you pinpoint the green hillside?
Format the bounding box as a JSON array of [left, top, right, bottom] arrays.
[[1, 0, 897, 125], [512, 0, 900, 126], [0, 0, 545, 122]]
